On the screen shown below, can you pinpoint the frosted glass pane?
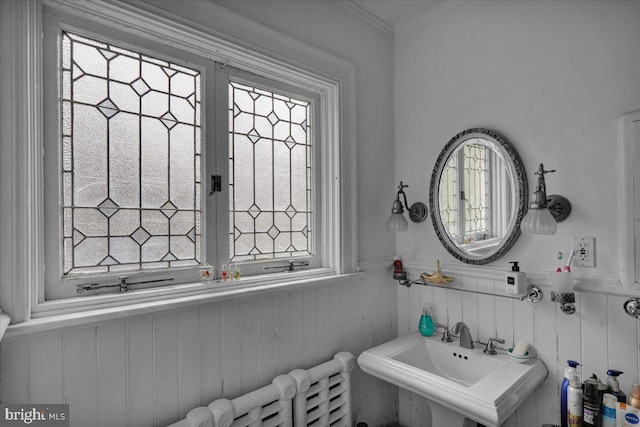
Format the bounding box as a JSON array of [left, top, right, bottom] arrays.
[[233, 112, 254, 134], [141, 236, 168, 262], [170, 236, 193, 260], [291, 124, 306, 144], [62, 101, 71, 136], [62, 71, 71, 99], [63, 172, 72, 206], [273, 142, 290, 210], [273, 99, 290, 122], [75, 238, 108, 267], [256, 233, 272, 254], [110, 113, 140, 208], [63, 137, 72, 171], [63, 208, 72, 237], [235, 234, 253, 256], [254, 140, 273, 211], [73, 105, 108, 206], [254, 95, 272, 116], [292, 232, 306, 251], [290, 104, 307, 124], [290, 145, 307, 211], [141, 91, 168, 118], [141, 62, 168, 92], [73, 43, 107, 77], [234, 90, 254, 114], [254, 116, 273, 140], [141, 117, 168, 208], [170, 96, 194, 124], [170, 211, 194, 234], [275, 233, 290, 252], [233, 136, 254, 211], [169, 124, 195, 209], [255, 212, 272, 232], [110, 209, 140, 236], [64, 238, 73, 273], [110, 82, 140, 114], [234, 212, 254, 233], [62, 34, 71, 69], [274, 213, 291, 232], [73, 76, 107, 105], [170, 72, 195, 97], [110, 237, 139, 264], [109, 55, 140, 83], [74, 208, 108, 236], [142, 210, 168, 235]]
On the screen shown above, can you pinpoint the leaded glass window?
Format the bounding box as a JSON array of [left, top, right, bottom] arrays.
[[228, 81, 312, 262], [61, 31, 202, 276], [440, 142, 490, 244]]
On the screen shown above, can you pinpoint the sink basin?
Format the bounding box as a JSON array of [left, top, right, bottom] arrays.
[[357, 332, 547, 426]]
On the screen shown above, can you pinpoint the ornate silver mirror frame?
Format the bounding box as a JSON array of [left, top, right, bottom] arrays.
[[429, 128, 528, 264]]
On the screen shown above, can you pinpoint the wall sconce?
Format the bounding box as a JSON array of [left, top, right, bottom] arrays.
[[521, 163, 571, 235], [386, 181, 428, 232]]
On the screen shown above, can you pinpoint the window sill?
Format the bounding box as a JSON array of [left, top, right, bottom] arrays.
[[5, 270, 363, 341]]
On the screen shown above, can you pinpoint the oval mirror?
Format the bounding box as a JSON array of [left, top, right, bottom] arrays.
[[429, 128, 528, 264]]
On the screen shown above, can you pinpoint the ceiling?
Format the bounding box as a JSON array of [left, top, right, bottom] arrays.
[[349, 0, 449, 32]]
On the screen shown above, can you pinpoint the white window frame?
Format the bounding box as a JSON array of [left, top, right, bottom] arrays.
[[0, 0, 357, 323]]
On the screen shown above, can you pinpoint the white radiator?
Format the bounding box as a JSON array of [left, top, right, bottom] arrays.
[[167, 351, 355, 427]]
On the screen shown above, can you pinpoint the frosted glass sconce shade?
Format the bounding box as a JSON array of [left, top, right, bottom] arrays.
[[386, 181, 427, 232], [521, 164, 571, 235]]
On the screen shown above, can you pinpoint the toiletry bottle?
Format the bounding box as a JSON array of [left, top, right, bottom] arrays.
[[418, 307, 435, 337], [583, 378, 601, 427], [222, 264, 228, 281], [605, 370, 626, 403], [601, 393, 616, 427], [568, 374, 583, 427], [505, 261, 527, 295], [629, 383, 640, 409], [562, 360, 581, 427]]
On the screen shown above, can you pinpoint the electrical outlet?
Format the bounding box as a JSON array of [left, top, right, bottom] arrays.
[[572, 236, 595, 267]]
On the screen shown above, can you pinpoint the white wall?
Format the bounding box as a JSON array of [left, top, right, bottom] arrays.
[[395, 1, 640, 426], [0, 1, 399, 426]]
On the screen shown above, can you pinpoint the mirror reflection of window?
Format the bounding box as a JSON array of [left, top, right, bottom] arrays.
[[439, 139, 512, 251]]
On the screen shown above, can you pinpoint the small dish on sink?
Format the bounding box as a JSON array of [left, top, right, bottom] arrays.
[[507, 348, 530, 363]]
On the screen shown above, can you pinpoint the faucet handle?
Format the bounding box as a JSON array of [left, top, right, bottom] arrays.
[[484, 337, 505, 355], [435, 323, 453, 342]]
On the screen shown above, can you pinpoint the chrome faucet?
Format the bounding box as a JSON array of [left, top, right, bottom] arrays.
[[451, 322, 474, 349]]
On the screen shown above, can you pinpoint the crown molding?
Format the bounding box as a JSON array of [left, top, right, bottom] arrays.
[[332, 0, 394, 35]]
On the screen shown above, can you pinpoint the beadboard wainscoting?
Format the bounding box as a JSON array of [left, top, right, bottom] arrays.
[[397, 266, 640, 427], [0, 267, 398, 427]]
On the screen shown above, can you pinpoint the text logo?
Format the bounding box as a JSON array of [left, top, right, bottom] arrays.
[[0, 405, 68, 427], [625, 413, 640, 424]]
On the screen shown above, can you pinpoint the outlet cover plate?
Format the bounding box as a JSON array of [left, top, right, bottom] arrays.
[[573, 236, 595, 267]]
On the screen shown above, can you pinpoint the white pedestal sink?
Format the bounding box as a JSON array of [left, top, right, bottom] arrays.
[[357, 332, 547, 427]]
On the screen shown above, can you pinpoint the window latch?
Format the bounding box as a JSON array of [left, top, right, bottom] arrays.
[[76, 276, 175, 295], [262, 260, 310, 272], [208, 175, 222, 196]]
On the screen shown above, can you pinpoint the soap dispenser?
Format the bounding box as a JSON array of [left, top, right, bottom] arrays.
[[606, 370, 626, 403], [505, 261, 527, 296], [418, 307, 435, 337]]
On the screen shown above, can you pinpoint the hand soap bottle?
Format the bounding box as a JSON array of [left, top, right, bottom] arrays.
[[505, 261, 527, 296], [418, 307, 434, 337], [605, 370, 626, 403], [561, 360, 580, 427]]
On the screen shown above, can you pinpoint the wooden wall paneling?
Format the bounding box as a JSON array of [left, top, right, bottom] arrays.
[[28, 332, 63, 404], [533, 297, 559, 425], [445, 288, 463, 330], [96, 321, 127, 427], [0, 339, 28, 403], [461, 279, 479, 333], [153, 312, 180, 426], [200, 303, 223, 404], [494, 297, 514, 346], [556, 292, 582, 377], [289, 291, 305, 367], [274, 292, 292, 374], [476, 292, 496, 344], [397, 285, 410, 336], [220, 300, 242, 398], [258, 294, 276, 385], [63, 326, 98, 426], [327, 281, 344, 352], [127, 315, 155, 427], [240, 298, 260, 394], [177, 308, 203, 417], [431, 286, 447, 327], [580, 293, 609, 381], [303, 287, 319, 366], [339, 281, 355, 353], [606, 294, 638, 393]]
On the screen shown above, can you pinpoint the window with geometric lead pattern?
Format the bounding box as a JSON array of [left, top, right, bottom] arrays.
[[60, 31, 202, 276], [228, 81, 312, 262]]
